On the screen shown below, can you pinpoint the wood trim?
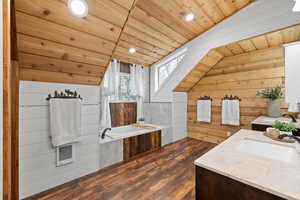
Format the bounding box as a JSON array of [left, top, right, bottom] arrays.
[[3, 0, 20, 199], [110, 0, 139, 65], [3, 0, 12, 199], [123, 130, 161, 161]]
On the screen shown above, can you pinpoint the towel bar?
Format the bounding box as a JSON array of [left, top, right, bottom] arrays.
[[198, 96, 212, 101], [46, 89, 83, 101], [222, 95, 241, 101]]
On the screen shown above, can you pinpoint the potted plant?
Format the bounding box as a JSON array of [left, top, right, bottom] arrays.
[[256, 85, 283, 117], [272, 120, 297, 136]]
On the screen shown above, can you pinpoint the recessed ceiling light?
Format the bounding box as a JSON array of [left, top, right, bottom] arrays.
[[293, 0, 300, 12], [68, 0, 88, 18], [129, 48, 136, 54], [184, 12, 195, 22]]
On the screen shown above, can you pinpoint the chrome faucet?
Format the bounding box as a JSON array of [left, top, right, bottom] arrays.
[[282, 114, 297, 123], [100, 128, 111, 139]]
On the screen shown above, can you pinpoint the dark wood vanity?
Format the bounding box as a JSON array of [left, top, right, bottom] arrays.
[[252, 122, 300, 136], [195, 166, 285, 200]]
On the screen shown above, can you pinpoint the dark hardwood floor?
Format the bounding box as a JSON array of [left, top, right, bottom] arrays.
[[25, 138, 215, 200]]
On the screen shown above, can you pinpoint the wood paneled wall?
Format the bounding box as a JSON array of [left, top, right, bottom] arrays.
[[187, 47, 287, 144], [110, 102, 137, 127]]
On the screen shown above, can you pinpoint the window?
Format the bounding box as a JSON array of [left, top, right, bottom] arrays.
[[110, 62, 137, 102], [119, 72, 136, 101], [156, 51, 185, 91]]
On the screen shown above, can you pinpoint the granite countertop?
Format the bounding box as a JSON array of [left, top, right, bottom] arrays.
[[252, 116, 300, 129], [195, 129, 300, 200]]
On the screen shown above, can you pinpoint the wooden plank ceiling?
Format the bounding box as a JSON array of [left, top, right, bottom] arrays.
[[174, 23, 300, 92], [15, 0, 254, 85]]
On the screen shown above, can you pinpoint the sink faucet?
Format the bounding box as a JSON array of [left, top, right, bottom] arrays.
[[100, 128, 111, 139], [282, 114, 297, 123]]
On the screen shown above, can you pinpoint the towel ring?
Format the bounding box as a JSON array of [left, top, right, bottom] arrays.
[[46, 89, 83, 101]]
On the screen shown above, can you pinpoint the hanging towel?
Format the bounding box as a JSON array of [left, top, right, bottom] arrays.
[[222, 99, 240, 126], [49, 98, 82, 147], [197, 100, 211, 123]]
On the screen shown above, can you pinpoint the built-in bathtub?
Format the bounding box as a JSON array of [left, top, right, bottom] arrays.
[[99, 123, 167, 144]]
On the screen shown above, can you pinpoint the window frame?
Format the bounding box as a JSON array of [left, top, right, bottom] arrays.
[[155, 49, 187, 91]]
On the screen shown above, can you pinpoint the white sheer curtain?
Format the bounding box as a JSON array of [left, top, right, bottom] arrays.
[[130, 64, 145, 121], [100, 60, 120, 129]]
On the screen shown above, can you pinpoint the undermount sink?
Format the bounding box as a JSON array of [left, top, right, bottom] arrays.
[[260, 117, 292, 124], [236, 138, 295, 163]]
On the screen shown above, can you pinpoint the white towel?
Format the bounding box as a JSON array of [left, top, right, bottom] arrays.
[[222, 99, 240, 126], [49, 99, 82, 147], [197, 100, 211, 123]]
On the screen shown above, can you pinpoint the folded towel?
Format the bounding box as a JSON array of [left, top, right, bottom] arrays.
[[222, 99, 240, 126], [50, 98, 82, 147], [197, 100, 211, 123]]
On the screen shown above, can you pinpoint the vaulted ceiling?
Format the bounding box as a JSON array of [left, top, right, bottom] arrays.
[[174, 24, 300, 92], [15, 0, 254, 85]]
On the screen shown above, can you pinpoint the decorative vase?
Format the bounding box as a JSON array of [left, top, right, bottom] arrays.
[[267, 99, 281, 117]]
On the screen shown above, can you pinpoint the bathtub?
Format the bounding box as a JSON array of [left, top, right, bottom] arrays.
[[99, 123, 167, 144]]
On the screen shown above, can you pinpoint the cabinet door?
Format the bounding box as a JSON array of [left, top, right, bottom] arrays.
[[123, 131, 161, 161], [285, 43, 300, 103]]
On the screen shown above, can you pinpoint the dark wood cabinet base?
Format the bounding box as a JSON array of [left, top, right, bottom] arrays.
[[252, 123, 300, 136], [123, 130, 161, 161], [195, 166, 285, 200]]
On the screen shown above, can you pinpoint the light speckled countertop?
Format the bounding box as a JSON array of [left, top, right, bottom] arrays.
[[195, 129, 300, 200]]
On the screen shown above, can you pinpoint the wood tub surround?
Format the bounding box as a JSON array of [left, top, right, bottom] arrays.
[[123, 130, 161, 161], [109, 101, 162, 161], [110, 102, 137, 127]]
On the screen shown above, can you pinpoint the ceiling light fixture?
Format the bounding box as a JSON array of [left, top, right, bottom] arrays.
[[68, 0, 88, 18], [293, 0, 300, 12], [184, 12, 195, 22], [129, 48, 136, 54]]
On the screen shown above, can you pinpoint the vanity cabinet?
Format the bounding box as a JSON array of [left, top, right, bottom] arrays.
[[123, 130, 161, 161], [195, 166, 285, 200]]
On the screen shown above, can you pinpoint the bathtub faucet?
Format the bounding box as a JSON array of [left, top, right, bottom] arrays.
[[100, 128, 111, 139]]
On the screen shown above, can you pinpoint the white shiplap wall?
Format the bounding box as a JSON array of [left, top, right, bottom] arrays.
[[172, 92, 187, 141], [19, 81, 100, 199]]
